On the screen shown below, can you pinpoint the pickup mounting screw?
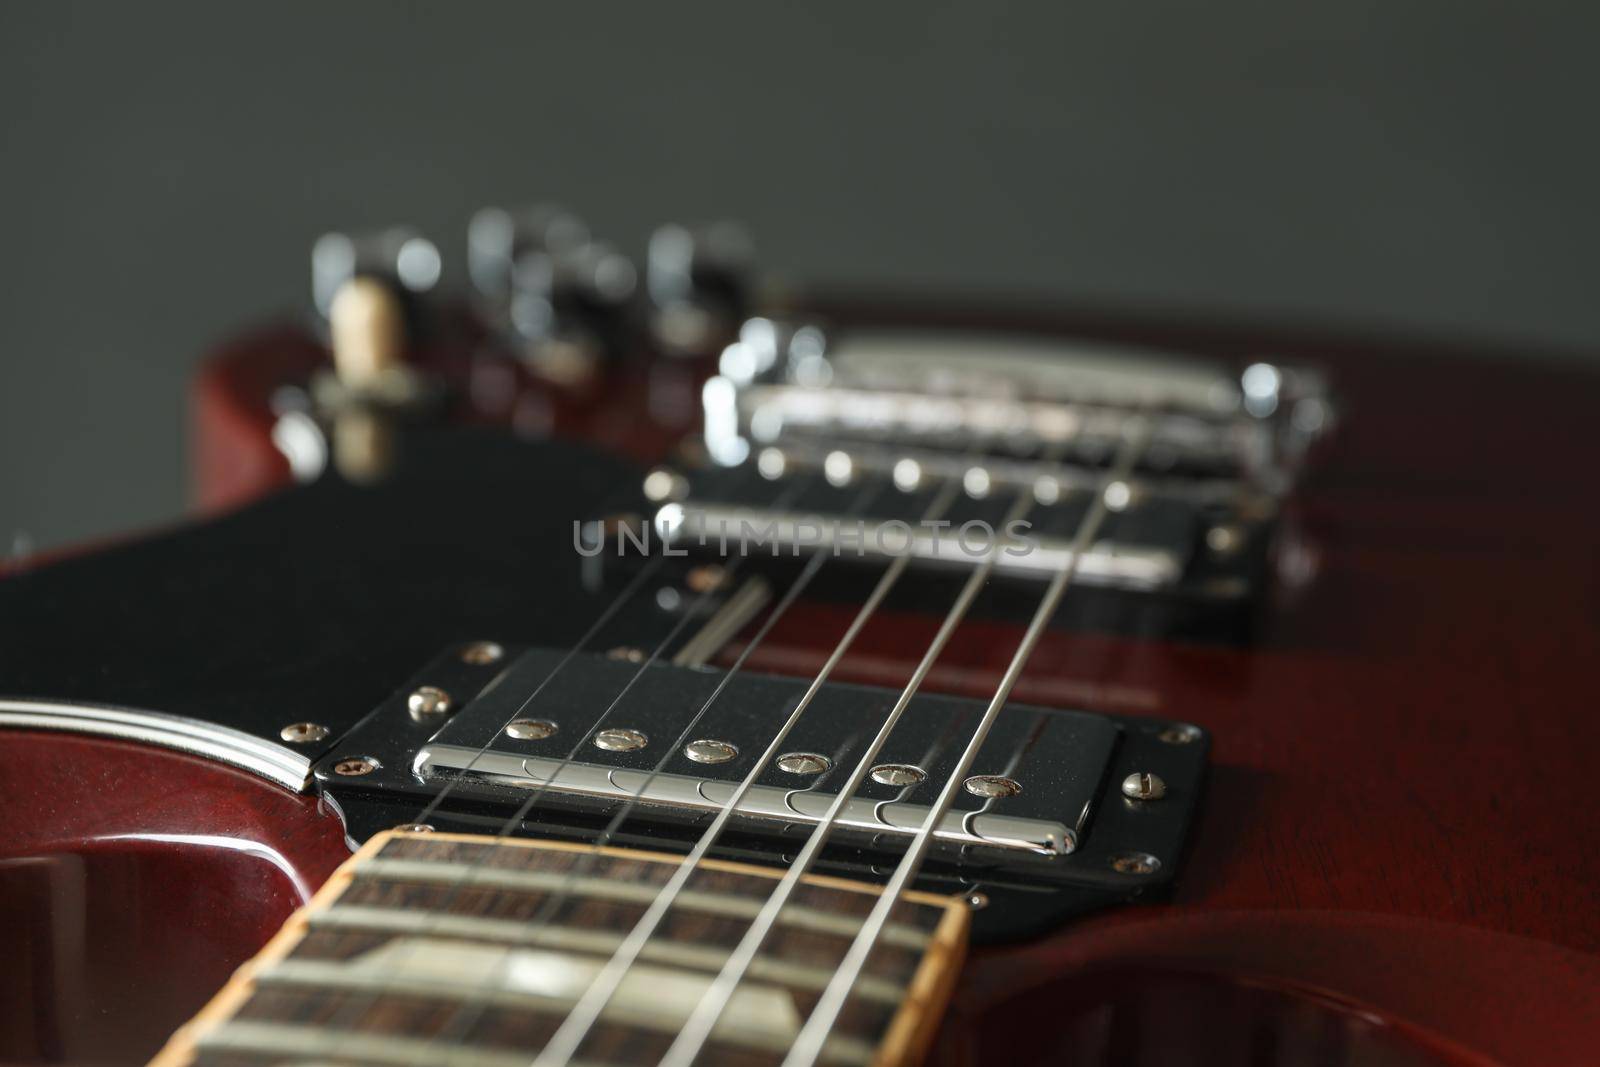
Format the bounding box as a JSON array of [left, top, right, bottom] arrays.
[[1111, 852, 1161, 876], [777, 752, 831, 775], [1121, 772, 1167, 801], [870, 764, 926, 787], [643, 467, 689, 503], [684, 739, 738, 764], [594, 728, 648, 752], [686, 564, 727, 593], [280, 722, 329, 744], [1206, 524, 1244, 556], [505, 719, 558, 741], [607, 646, 646, 663], [965, 891, 990, 910], [394, 823, 434, 833], [461, 641, 504, 665], [964, 775, 1022, 798], [407, 686, 453, 721], [333, 757, 378, 776], [1158, 723, 1201, 745]]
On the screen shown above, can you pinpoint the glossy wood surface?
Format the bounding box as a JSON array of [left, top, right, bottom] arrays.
[[9, 298, 1600, 1065]]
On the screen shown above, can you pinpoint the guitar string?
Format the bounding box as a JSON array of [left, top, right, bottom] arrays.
[[530, 447, 1046, 1067], [313, 465, 805, 1053], [652, 480, 1049, 1067], [525, 472, 970, 1067], [408, 461, 760, 828], [776, 423, 1151, 1067], [419, 475, 886, 1053]]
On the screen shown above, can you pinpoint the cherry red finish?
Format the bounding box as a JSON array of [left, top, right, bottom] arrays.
[[12, 299, 1600, 1065], [0, 732, 350, 1064]]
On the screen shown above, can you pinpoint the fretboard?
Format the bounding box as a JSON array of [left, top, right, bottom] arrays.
[[151, 830, 968, 1067]]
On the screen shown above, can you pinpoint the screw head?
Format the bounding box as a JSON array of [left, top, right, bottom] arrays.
[[1103, 480, 1134, 511], [776, 752, 831, 776], [1206, 524, 1244, 556], [333, 757, 378, 777], [684, 739, 738, 764], [1111, 852, 1162, 876], [607, 646, 646, 664], [757, 448, 788, 480], [407, 686, 453, 721], [461, 641, 504, 665], [686, 564, 727, 594], [642, 467, 689, 503], [505, 718, 558, 741], [963, 775, 1022, 798], [870, 763, 927, 787], [1121, 772, 1167, 801], [1158, 723, 1202, 745], [593, 728, 648, 752], [394, 823, 434, 833], [279, 722, 329, 744], [965, 891, 990, 910]]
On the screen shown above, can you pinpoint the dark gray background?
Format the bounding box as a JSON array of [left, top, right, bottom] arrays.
[[3, 1, 1596, 550]]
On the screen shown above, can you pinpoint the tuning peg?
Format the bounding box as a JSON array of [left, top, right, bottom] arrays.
[[467, 205, 589, 305], [647, 221, 755, 356], [310, 227, 441, 321]]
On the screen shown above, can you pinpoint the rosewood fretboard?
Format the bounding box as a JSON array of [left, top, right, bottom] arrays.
[[151, 830, 968, 1067]]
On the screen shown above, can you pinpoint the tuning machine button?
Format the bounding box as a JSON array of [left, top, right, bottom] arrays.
[[469, 204, 637, 387], [647, 221, 755, 357], [466, 204, 590, 306]]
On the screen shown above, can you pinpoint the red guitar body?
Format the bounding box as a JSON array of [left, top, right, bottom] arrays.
[[4, 299, 1598, 1066]]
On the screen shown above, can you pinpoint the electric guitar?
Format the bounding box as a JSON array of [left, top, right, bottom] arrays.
[[3, 210, 1597, 1067]]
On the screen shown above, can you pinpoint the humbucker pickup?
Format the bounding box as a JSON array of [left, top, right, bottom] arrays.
[[314, 646, 1208, 941]]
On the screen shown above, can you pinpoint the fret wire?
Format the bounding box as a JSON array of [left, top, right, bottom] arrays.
[[779, 422, 1152, 1067], [303, 905, 909, 1003], [314, 466, 807, 1065], [418, 477, 882, 1055], [528, 473, 967, 1067]]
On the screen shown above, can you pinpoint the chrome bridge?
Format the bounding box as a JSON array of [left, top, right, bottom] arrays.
[[625, 320, 1330, 603]]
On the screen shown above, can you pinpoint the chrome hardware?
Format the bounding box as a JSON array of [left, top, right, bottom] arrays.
[[1158, 723, 1203, 745], [705, 324, 1330, 486], [1121, 772, 1167, 801], [460, 641, 505, 665], [870, 764, 927, 787], [647, 221, 755, 355], [1111, 852, 1161, 875], [776, 752, 831, 776], [468, 204, 636, 384], [406, 686, 453, 722], [505, 719, 558, 741], [684, 739, 739, 764], [964, 775, 1023, 798], [418, 746, 1073, 855], [643, 467, 691, 503], [593, 728, 648, 752], [279, 722, 329, 744], [311, 227, 440, 320], [653, 504, 1185, 588], [393, 823, 435, 833], [467, 205, 589, 304]]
